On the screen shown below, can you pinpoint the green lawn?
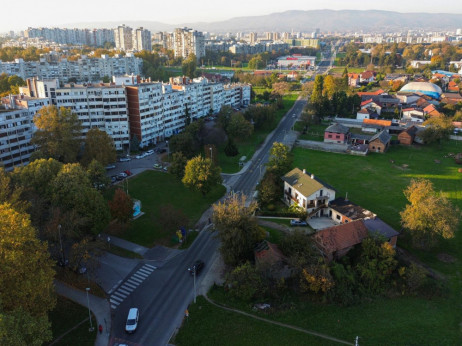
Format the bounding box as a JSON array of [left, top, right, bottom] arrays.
[[172, 296, 339, 346], [295, 122, 328, 141], [117, 171, 226, 247], [49, 296, 96, 346], [329, 66, 364, 74], [218, 93, 299, 173], [207, 286, 459, 345]]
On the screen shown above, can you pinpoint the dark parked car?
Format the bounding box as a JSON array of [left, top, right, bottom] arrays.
[[290, 219, 308, 227], [188, 260, 204, 276], [124, 170, 132, 176]]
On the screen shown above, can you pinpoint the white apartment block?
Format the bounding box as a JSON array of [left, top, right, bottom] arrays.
[[55, 85, 130, 150], [172, 28, 205, 60], [133, 27, 152, 51], [19, 78, 60, 105], [25, 27, 115, 46], [0, 95, 49, 171], [114, 25, 133, 51], [0, 54, 143, 83]]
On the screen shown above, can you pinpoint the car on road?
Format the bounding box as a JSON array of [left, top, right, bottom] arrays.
[[146, 149, 154, 155], [153, 163, 162, 169], [125, 308, 139, 334], [124, 170, 132, 176], [135, 154, 144, 159], [118, 172, 128, 178], [188, 260, 204, 276], [119, 157, 131, 162], [105, 164, 116, 170], [290, 219, 308, 227]]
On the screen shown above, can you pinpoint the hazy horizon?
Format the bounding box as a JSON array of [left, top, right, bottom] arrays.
[[2, 0, 462, 32]]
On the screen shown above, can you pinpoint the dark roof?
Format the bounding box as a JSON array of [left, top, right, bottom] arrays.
[[350, 133, 372, 141], [325, 123, 349, 134], [314, 220, 369, 256], [363, 218, 400, 239], [401, 125, 418, 137], [330, 197, 376, 220], [369, 130, 391, 144]]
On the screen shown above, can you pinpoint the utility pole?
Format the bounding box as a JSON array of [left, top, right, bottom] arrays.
[[85, 288, 94, 332]]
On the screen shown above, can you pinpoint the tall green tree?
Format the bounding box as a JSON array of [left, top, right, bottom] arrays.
[[182, 155, 222, 196], [0, 203, 56, 345], [421, 116, 454, 144], [227, 113, 253, 140], [108, 188, 133, 223], [31, 106, 82, 163], [86, 159, 110, 189], [400, 179, 460, 248], [310, 75, 324, 108], [182, 53, 197, 79], [266, 142, 292, 178], [168, 152, 188, 179], [82, 128, 116, 166], [212, 194, 263, 266]]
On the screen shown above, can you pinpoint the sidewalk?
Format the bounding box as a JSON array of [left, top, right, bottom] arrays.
[[55, 280, 111, 346], [101, 233, 149, 257]]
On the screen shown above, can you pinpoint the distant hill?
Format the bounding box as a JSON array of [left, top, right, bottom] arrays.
[[64, 10, 462, 33]]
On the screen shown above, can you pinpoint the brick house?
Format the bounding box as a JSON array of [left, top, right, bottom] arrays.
[[313, 220, 369, 261], [282, 168, 336, 218], [368, 130, 391, 153], [398, 126, 418, 145], [324, 123, 350, 144]]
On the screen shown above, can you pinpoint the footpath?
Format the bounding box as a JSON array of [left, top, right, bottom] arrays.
[[54, 280, 111, 346]]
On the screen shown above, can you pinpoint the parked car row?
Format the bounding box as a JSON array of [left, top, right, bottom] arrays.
[[111, 170, 132, 183]]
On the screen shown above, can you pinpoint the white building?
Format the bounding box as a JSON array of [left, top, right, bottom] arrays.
[[55, 84, 130, 150], [277, 55, 316, 69], [172, 28, 205, 60], [133, 27, 152, 51], [114, 25, 133, 51], [0, 95, 49, 171]]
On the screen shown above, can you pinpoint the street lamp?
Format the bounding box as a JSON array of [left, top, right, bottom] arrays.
[[191, 265, 197, 304], [209, 146, 213, 163], [85, 288, 94, 332], [58, 224, 65, 265]]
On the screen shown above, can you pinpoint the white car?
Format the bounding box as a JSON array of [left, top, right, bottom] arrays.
[[135, 154, 144, 159], [153, 163, 162, 169], [119, 157, 131, 162], [125, 308, 139, 334], [146, 149, 154, 155]]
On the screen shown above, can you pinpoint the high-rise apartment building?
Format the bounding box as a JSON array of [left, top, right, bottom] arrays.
[[133, 27, 152, 51], [114, 25, 133, 50], [250, 32, 258, 44], [172, 28, 205, 60]]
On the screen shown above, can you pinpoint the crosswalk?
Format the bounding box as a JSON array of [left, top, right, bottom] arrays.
[[110, 263, 157, 310]]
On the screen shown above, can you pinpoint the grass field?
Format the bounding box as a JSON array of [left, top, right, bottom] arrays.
[[115, 171, 226, 247], [294, 122, 328, 141], [218, 93, 299, 173], [172, 296, 339, 346], [329, 66, 364, 74], [49, 296, 96, 346]]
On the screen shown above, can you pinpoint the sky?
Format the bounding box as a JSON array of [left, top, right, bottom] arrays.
[[3, 0, 462, 32]]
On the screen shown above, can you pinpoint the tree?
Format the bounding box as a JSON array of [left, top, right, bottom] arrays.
[[130, 134, 140, 152], [0, 203, 55, 344], [266, 142, 292, 178], [257, 172, 281, 206], [225, 262, 266, 301], [310, 75, 324, 110], [86, 159, 110, 189], [248, 56, 264, 70], [300, 260, 335, 294], [400, 179, 460, 248], [355, 236, 397, 295], [212, 194, 264, 266], [108, 188, 133, 223], [323, 75, 336, 98], [168, 152, 188, 179], [182, 53, 197, 79], [224, 138, 239, 157], [82, 128, 116, 166], [227, 113, 253, 139], [169, 131, 196, 158], [0, 168, 27, 212], [182, 155, 222, 196], [31, 106, 82, 163], [421, 116, 454, 144]]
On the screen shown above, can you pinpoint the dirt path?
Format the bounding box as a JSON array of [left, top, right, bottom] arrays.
[[203, 294, 354, 345]]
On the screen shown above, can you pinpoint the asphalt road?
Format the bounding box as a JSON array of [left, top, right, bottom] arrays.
[[111, 229, 219, 346]]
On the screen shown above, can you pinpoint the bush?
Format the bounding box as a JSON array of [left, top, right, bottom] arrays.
[[225, 262, 267, 301], [266, 204, 275, 211]]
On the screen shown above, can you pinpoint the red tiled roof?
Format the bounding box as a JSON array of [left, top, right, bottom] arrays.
[[360, 71, 376, 79], [357, 89, 385, 97], [314, 220, 368, 256], [423, 104, 436, 113], [348, 73, 360, 79], [363, 118, 392, 126], [255, 241, 286, 265]]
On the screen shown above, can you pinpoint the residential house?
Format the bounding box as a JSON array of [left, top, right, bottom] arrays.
[[329, 197, 376, 224], [395, 92, 421, 106], [398, 125, 418, 145], [282, 168, 336, 217], [357, 89, 386, 98], [441, 92, 462, 105], [313, 220, 369, 261], [368, 130, 391, 152], [348, 73, 360, 87], [423, 104, 442, 117], [360, 70, 376, 84], [447, 81, 460, 93], [324, 123, 350, 144], [356, 108, 379, 121], [360, 98, 382, 115]]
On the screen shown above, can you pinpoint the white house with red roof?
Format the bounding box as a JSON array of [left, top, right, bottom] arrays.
[[360, 98, 382, 115], [360, 71, 377, 84]]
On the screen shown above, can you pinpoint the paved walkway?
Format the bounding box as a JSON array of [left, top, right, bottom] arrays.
[[55, 280, 111, 346], [204, 294, 354, 345], [101, 233, 149, 257]]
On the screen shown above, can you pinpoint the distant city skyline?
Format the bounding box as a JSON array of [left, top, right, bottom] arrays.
[[2, 0, 462, 32]]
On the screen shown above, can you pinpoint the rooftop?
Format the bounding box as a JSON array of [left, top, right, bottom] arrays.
[[330, 197, 376, 220], [282, 168, 335, 198]]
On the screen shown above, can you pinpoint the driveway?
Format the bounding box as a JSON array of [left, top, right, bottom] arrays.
[[307, 217, 339, 230]]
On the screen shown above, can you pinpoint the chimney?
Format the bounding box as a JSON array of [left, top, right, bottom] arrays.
[[302, 169, 306, 174], [310, 174, 314, 179]]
